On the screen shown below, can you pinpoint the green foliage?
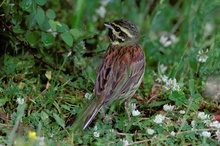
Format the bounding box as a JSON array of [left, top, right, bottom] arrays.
[[0, 0, 220, 145]]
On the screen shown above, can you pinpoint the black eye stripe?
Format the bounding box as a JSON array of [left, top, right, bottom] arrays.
[[113, 26, 121, 32], [117, 38, 124, 43], [119, 31, 128, 38], [112, 25, 128, 38]]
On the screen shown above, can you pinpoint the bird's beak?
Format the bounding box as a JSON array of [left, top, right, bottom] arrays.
[[104, 22, 113, 29]]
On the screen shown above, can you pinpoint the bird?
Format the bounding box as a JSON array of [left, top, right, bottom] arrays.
[[67, 19, 145, 131]]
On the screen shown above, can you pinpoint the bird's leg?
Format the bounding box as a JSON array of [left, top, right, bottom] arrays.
[[124, 101, 131, 126]]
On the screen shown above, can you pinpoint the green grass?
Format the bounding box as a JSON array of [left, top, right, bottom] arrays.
[[0, 0, 220, 145]]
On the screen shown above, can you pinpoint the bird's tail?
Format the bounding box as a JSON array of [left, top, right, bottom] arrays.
[[67, 98, 103, 131]]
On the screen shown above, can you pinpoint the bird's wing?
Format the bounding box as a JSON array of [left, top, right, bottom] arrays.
[[95, 45, 145, 104]]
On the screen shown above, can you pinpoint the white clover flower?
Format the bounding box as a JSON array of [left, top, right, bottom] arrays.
[[198, 112, 210, 120], [170, 131, 176, 136], [85, 93, 92, 100], [159, 64, 168, 74], [109, 129, 114, 132], [92, 16, 98, 22], [156, 78, 162, 83], [93, 131, 100, 137], [9, 3, 15, 7], [170, 34, 177, 42], [132, 109, 141, 116], [160, 35, 172, 47], [156, 75, 180, 92], [121, 139, 129, 146], [197, 49, 209, 63], [215, 130, 220, 141], [161, 75, 169, 82], [94, 0, 111, 20], [104, 114, 112, 121], [38, 137, 45, 146], [203, 119, 211, 127], [129, 103, 136, 111], [164, 78, 180, 92], [156, 75, 168, 83], [16, 98, 24, 105], [154, 114, 165, 124], [210, 121, 220, 128], [201, 131, 211, 138], [198, 55, 208, 63], [205, 23, 213, 36], [159, 34, 177, 47], [67, 51, 72, 57], [96, 6, 106, 18], [191, 120, 196, 130], [163, 104, 175, 111], [93, 126, 100, 137], [147, 128, 155, 135], [179, 110, 185, 114], [129, 103, 141, 116], [94, 125, 98, 131], [47, 28, 58, 37]]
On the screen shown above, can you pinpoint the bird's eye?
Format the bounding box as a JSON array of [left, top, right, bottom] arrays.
[[115, 26, 121, 32]]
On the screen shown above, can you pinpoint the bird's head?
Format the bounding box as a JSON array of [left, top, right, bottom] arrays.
[[104, 19, 140, 46]]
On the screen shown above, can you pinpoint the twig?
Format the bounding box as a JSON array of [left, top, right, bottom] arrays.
[[0, 17, 64, 72], [171, 16, 185, 34], [0, 0, 5, 7]]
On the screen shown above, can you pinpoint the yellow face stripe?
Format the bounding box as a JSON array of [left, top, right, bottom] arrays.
[[111, 41, 120, 45], [111, 41, 127, 46], [112, 23, 134, 38]]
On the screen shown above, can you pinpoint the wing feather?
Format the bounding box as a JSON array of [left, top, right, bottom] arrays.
[[95, 44, 145, 104]]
